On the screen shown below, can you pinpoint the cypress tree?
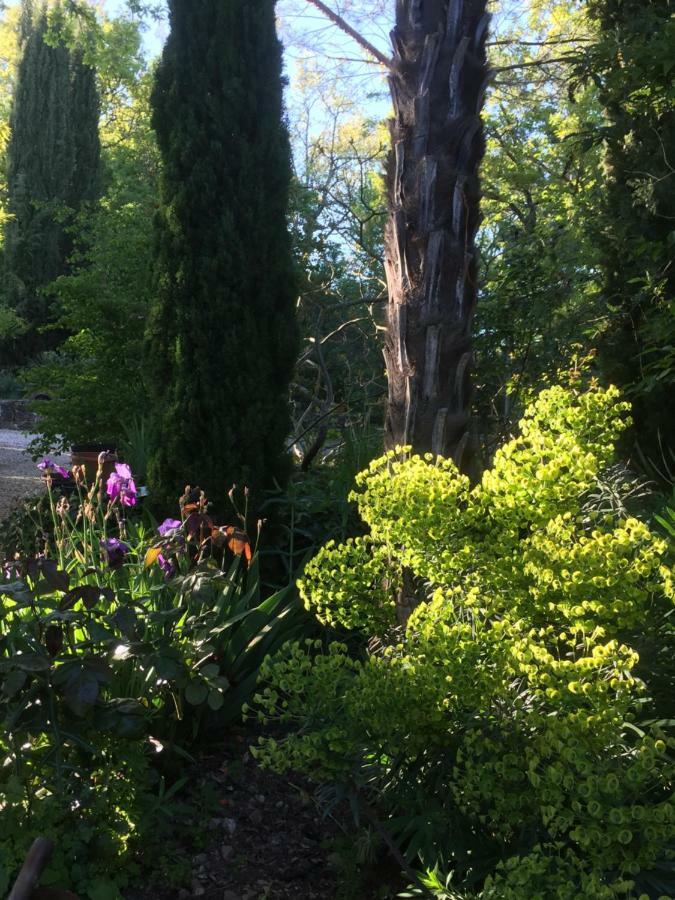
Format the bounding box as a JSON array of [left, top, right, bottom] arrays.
[[68, 47, 101, 209], [3, 0, 101, 361], [146, 0, 298, 511]]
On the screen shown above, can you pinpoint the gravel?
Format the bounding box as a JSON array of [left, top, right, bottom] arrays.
[[0, 429, 69, 520]]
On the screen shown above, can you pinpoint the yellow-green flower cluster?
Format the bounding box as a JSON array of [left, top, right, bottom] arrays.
[[253, 385, 675, 895], [297, 537, 398, 632]]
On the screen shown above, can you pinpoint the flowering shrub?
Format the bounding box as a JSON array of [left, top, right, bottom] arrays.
[[0, 460, 307, 895], [252, 385, 675, 897]]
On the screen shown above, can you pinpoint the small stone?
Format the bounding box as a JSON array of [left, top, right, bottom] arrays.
[[249, 809, 263, 826], [221, 844, 234, 861], [256, 794, 265, 803], [192, 883, 206, 897], [192, 853, 208, 865], [223, 817, 237, 834], [275, 800, 284, 809]]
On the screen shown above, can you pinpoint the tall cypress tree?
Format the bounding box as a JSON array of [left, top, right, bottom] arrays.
[[146, 0, 298, 511], [3, 0, 101, 361], [69, 47, 101, 210]]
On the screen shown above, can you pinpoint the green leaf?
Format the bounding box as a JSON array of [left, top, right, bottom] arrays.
[[207, 689, 224, 711], [0, 581, 33, 604], [184, 681, 209, 706], [111, 605, 139, 639], [9, 653, 51, 673], [199, 663, 220, 678], [2, 669, 27, 697], [94, 699, 147, 739], [88, 620, 117, 643], [63, 671, 100, 716], [87, 878, 122, 900], [152, 653, 184, 680]]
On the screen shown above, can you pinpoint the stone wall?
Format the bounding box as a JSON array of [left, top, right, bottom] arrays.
[[0, 400, 38, 430]]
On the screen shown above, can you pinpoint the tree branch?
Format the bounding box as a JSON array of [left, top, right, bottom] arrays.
[[493, 55, 579, 73], [303, 0, 392, 69], [488, 37, 591, 47]]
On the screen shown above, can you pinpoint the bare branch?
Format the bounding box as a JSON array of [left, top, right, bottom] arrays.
[[303, 0, 392, 68], [493, 55, 579, 73], [487, 37, 591, 47]]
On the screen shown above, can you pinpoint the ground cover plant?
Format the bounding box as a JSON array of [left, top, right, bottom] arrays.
[[0, 456, 307, 896], [252, 385, 675, 898]]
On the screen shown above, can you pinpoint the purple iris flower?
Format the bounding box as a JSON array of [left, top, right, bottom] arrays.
[[158, 518, 182, 537], [106, 463, 137, 507], [157, 553, 177, 581], [38, 458, 70, 479], [100, 537, 130, 569]]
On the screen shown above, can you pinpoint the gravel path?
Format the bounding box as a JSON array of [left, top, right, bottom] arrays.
[[0, 429, 69, 520]]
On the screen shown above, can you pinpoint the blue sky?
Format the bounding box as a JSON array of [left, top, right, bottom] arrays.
[[4, 0, 527, 161], [99, 0, 394, 150]]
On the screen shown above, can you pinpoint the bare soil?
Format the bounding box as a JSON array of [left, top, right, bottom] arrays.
[[125, 728, 348, 900]]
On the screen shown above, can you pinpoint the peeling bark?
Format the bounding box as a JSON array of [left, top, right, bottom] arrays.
[[384, 0, 490, 472]]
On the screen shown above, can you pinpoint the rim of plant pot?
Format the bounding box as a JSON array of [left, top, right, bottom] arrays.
[[70, 442, 119, 453]]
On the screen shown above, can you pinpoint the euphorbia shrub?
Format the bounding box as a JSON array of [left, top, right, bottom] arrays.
[[252, 386, 675, 897]]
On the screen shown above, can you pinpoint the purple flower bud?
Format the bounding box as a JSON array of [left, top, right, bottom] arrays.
[[157, 553, 177, 581], [37, 458, 70, 479], [100, 537, 130, 569]]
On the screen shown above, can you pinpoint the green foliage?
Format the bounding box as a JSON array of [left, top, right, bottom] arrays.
[[0, 466, 308, 894], [0, 491, 50, 559], [146, 0, 299, 512], [121, 416, 152, 483], [22, 82, 159, 454], [18, 10, 157, 454], [259, 425, 383, 595], [299, 537, 396, 633], [476, 78, 603, 445], [2, 0, 101, 361], [0, 304, 26, 343], [580, 0, 675, 460], [1, 739, 159, 898], [253, 385, 675, 896], [0, 366, 22, 397], [287, 102, 387, 459]]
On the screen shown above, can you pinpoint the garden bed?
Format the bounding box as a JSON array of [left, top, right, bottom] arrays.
[[125, 727, 343, 900]]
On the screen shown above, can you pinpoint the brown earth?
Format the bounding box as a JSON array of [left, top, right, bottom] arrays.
[[124, 728, 351, 900]]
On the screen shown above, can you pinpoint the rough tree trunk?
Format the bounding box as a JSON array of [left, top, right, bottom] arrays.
[[384, 0, 490, 471]]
